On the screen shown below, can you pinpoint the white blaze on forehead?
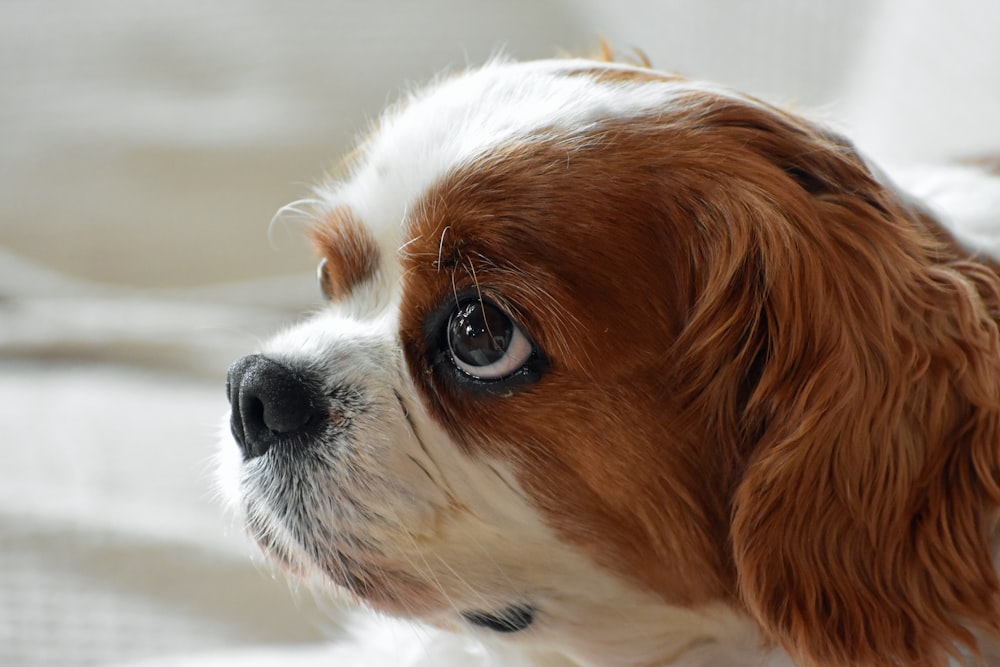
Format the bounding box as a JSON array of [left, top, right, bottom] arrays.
[[317, 59, 747, 283]]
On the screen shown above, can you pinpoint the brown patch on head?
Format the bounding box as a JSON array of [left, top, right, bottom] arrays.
[[311, 206, 380, 301], [397, 84, 1000, 665], [591, 38, 653, 69]]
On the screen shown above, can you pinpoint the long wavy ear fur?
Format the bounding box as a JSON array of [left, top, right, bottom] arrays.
[[695, 105, 1000, 666]]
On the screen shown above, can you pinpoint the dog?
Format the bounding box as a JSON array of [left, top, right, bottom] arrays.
[[219, 58, 1000, 666]]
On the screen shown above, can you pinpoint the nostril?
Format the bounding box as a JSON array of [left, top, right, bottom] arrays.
[[226, 354, 322, 460], [239, 393, 265, 434], [252, 383, 313, 434]]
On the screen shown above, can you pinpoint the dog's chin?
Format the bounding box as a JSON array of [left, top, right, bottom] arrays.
[[321, 555, 444, 617], [248, 518, 445, 618]]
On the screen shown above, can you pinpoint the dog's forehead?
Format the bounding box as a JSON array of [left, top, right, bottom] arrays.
[[317, 60, 733, 261]]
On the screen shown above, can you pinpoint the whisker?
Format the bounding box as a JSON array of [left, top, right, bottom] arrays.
[[268, 197, 325, 246], [451, 266, 462, 309], [435, 225, 452, 273], [432, 552, 494, 612], [398, 232, 425, 258], [467, 259, 496, 340]]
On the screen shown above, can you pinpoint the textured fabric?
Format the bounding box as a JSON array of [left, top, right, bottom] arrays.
[[0, 362, 346, 667]]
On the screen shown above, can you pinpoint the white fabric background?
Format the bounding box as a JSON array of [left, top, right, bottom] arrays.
[[2, 1, 999, 665]]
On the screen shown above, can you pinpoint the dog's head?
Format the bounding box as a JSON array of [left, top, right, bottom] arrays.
[[220, 59, 1000, 666]]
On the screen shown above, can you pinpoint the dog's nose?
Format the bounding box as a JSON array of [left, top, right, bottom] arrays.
[[226, 354, 321, 460]]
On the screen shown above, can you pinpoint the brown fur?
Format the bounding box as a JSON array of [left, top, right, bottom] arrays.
[[312, 205, 380, 301], [394, 83, 1000, 665]]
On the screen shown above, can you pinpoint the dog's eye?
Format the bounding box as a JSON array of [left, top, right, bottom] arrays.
[[447, 299, 533, 380], [317, 257, 332, 301], [428, 292, 547, 394]]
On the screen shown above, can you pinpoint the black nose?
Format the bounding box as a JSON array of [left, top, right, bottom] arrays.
[[226, 354, 322, 460]]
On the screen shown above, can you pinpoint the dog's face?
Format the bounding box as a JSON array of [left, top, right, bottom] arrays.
[[221, 59, 1000, 667]]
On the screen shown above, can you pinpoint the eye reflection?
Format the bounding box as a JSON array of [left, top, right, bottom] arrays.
[[446, 300, 533, 380]]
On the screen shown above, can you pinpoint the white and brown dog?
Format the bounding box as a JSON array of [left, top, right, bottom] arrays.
[[219, 58, 1000, 666]]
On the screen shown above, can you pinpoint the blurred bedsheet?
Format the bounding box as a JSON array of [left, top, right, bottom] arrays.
[[2, 0, 999, 665], [0, 251, 341, 666]]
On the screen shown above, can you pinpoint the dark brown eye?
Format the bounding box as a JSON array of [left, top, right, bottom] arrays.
[[317, 257, 332, 301], [446, 300, 532, 380]]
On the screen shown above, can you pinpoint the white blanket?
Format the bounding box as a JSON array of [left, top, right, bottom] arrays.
[[3, 0, 999, 665]]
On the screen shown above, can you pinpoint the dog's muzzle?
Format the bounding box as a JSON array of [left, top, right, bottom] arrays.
[[226, 354, 324, 460]]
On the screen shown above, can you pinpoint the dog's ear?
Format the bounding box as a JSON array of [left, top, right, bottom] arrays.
[[714, 120, 1000, 666]]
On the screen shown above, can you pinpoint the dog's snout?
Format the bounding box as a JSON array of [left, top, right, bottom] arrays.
[[226, 354, 321, 460]]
